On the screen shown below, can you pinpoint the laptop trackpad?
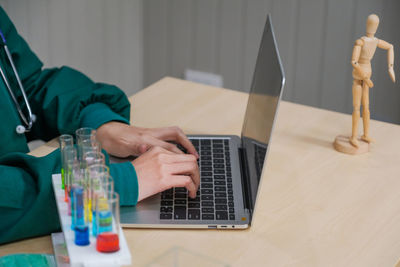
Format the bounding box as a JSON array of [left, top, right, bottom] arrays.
[[120, 193, 161, 226]]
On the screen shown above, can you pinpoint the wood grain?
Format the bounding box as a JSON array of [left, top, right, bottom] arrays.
[[2, 77, 400, 267]]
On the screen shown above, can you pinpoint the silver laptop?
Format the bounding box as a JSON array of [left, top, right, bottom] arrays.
[[121, 15, 285, 229]]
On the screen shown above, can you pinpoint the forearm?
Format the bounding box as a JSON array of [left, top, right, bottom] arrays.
[[351, 40, 364, 77], [25, 67, 131, 141], [351, 61, 364, 74], [388, 45, 394, 68]]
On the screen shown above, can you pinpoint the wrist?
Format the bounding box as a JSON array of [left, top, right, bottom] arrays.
[[97, 121, 126, 139]]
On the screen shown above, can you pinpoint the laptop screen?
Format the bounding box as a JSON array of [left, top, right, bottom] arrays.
[[241, 15, 285, 207]]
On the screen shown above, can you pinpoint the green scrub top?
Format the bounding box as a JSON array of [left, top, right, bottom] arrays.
[[0, 7, 138, 244]]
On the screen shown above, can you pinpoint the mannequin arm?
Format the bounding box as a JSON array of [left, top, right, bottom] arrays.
[[378, 39, 395, 82], [351, 39, 365, 77], [351, 39, 373, 87]]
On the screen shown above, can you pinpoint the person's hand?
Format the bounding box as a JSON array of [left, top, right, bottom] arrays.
[[132, 146, 200, 201], [96, 121, 199, 158], [389, 67, 396, 83]]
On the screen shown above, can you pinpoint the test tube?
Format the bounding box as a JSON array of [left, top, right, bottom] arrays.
[[87, 164, 110, 193], [63, 145, 77, 203], [83, 151, 105, 168], [73, 186, 90, 246], [96, 192, 120, 253], [86, 164, 109, 223], [69, 162, 85, 228], [90, 172, 114, 236], [83, 152, 106, 218], [59, 134, 73, 190], [81, 139, 102, 156], [75, 127, 96, 159]]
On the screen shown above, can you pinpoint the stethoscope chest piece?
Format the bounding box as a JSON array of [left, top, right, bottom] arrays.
[[16, 125, 26, 134], [15, 114, 36, 134]]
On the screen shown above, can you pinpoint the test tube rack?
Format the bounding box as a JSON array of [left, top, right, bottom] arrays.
[[51, 174, 132, 267]]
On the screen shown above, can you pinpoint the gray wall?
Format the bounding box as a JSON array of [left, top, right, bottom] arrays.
[[2, 1, 400, 124], [0, 0, 143, 97], [144, 0, 400, 123]]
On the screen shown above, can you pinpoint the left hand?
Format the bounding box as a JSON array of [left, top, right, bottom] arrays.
[[96, 121, 199, 158], [389, 67, 396, 83], [364, 78, 374, 88]]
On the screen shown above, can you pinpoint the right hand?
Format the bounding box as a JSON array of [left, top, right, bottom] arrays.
[[132, 146, 200, 202]]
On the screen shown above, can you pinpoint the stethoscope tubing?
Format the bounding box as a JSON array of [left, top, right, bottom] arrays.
[[0, 29, 35, 133]]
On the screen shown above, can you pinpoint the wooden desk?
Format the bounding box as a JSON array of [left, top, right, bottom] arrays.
[[1, 77, 400, 266]]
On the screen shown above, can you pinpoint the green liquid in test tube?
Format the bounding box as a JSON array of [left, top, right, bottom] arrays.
[[61, 168, 65, 190], [59, 134, 74, 190]]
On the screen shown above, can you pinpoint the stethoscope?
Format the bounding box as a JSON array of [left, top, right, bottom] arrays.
[[0, 29, 36, 134]]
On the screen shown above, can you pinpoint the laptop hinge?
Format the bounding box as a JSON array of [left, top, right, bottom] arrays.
[[238, 147, 253, 217]]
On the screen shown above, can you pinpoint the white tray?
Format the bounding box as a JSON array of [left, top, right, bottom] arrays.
[[51, 174, 132, 267]]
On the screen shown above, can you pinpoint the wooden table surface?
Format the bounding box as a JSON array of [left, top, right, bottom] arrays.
[[1, 77, 400, 267]]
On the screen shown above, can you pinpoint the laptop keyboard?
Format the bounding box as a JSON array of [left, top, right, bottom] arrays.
[[160, 138, 235, 221]]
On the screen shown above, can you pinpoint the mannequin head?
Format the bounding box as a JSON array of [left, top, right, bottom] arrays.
[[366, 14, 379, 35]]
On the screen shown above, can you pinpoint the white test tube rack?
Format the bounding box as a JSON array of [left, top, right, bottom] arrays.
[[51, 173, 132, 267]]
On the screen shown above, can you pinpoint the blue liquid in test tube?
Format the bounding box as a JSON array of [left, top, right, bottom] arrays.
[[73, 186, 90, 246]]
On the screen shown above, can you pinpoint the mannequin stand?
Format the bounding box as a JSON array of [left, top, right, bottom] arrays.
[[334, 135, 369, 155]]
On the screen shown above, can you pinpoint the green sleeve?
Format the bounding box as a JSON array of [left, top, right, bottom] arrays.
[[80, 103, 130, 130], [0, 150, 61, 244], [110, 162, 139, 206], [0, 149, 139, 244], [0, 7, 131, 141]]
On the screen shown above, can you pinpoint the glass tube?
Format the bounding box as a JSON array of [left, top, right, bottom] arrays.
[[63, 145, 77, 203], [73, 186, 90, 246], [96, 192, 120, 253], [87, 164, 109, 182], [69, 161, 85, 228], [81, 139, 102, 156], [75, 127, 96, 159], [83, 151, 105, 168], [59, 134, 73, 190], [90, 174, 114, 236]]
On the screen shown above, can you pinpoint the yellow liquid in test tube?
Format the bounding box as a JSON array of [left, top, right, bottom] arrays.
[[85, 199, 93, 222]]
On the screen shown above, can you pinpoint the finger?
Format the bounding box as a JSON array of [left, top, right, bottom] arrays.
[[143, 135, 184, 155], [167, 175, 197, 198], [147, 127, 199, 158], [129, 143, 148, 156], [161, 153, 198, 164], [175, 132, 199, 158], [121, 135, 151, 156], [166, 162, 200, 189], [138, 144, 149, 154]]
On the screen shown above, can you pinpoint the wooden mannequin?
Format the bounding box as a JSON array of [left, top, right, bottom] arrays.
[[334, 14, 395, 154]]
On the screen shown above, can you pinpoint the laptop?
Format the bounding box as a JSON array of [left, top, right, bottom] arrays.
[[120, 15, 285, 229]]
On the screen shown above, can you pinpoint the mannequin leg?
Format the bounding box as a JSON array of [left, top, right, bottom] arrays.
[[361, 82, 373, 143], [350, 80, 362, 147]]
